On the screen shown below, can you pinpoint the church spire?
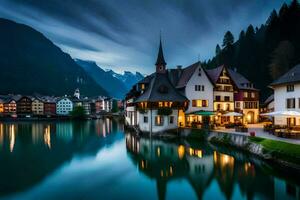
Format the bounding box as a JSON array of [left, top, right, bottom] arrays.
[[155, 35, 167, 73]]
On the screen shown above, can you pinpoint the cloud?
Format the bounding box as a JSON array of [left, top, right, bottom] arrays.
[[0, 0, 287, 74]]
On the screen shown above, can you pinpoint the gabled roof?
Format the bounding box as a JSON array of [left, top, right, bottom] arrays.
[[270, 64, 300, 87], [176, 62, 199, 88], [227, 69, 258, 91], [177, 62, 213, 88], [135, 72, 187, 103], [205, 65, 224, 84]]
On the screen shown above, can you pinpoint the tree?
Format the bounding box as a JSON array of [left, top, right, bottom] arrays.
[[222, 31, 234, 49], [269, 40, 295, 80], [266, 10, 278, 26], [70, 106, 87, 119], [215, 44, 221, 56]]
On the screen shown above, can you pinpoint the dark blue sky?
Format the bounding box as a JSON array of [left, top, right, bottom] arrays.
[[0, 0, 288, 74]]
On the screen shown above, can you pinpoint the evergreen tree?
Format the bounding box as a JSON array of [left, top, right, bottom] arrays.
[[215, 44, 221, 56], [269, 40, 295, 80], [222, 31, 234, 49]]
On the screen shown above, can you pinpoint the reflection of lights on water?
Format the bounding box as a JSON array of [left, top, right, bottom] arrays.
[[160, 170, 163, 177], [141, 160, 145, 169], [0, 123, 3, 146], [157, 147, 160, 157], [197, 150, 202, 158], [9, 124, 15, 152], [169, 166, 173, 175], [44, 125, 51, 149], [177, 145, 185, 159]]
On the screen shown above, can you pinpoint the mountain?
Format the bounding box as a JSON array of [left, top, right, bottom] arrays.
[[107, 70, 144, 90], [203, 0, 300, 101], [0, 18, 107, 97], [75, 59, 128, 99]]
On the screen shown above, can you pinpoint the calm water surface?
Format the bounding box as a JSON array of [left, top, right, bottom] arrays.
[[0, 119, 299, 200]]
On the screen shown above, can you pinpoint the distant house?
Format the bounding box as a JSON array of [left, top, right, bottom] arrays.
[[16, 96, 33, 115], [43, 97, 57, 116], [56, 97, 73, 115], [3, 98, 17, 116], [0, 98, 4, 114], [32, 97, 44, 115], [270, 64, 300, 126]]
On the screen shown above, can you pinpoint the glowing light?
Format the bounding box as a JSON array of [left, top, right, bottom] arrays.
[[178, 145, 185, 159], [169, 166, 173, 175], [189, 148, 194, 156]]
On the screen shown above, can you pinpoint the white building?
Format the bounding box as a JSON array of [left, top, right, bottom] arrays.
[[56, 97, 73, 115], [270, 64, 300, 126], [176, 62, 214, 127]]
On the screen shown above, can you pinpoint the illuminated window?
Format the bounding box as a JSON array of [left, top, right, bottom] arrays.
[[251, 92, 255, 98], [159, 102, 163, 107], [155, 116, 164, 126], [244, 92, 248, 98], [141, 84, 145, 90], [164, 102, 168, 107]]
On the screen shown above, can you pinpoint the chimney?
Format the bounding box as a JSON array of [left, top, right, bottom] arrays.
[[177, 65, 182, 70]]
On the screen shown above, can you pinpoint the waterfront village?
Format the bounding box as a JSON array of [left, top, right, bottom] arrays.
[[0, 89, 123, 119], [125, 39, 300, 140]]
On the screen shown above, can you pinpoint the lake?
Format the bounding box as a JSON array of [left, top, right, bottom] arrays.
[[0, 119, 299, 200]]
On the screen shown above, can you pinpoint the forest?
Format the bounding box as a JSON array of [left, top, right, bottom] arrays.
[[203, 0, 300, 101]]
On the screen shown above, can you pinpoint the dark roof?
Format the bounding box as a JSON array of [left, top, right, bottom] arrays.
[[155, 39, 166, 66], [135, 72, 187, 103], [264, 94, 274, 105], [270, 64, 300, 86], [205, 65, 224, 84], [177, 62, 199, 88], [227, 69, 258, 91]]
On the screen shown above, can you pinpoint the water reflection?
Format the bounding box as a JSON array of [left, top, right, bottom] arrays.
[[126, 133, 300, 200], [0, 118, 123, 197]]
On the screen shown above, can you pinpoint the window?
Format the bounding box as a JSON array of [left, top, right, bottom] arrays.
[[202, 100, 208, 107], [286, 98, 295, 109], [159, 102, 163, 107], [215, 96, 221, 101], [236, 102, 240, 108], [287, 85, 294, 92], [198, 68, 202, 76], [251, 92, 255, 98], [169, 116, 174, 124], [195, 85, 204, 91], [155, 116, 164, 126], [244, 92, 248, 98], [224, 96, 230, 101], [144, 116, 148, 123]]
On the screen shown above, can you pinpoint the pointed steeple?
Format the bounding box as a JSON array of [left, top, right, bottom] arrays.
[[155, 35, 167, 73]]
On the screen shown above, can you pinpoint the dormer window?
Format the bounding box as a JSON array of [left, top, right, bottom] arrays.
[[287, 85, 294, 92]]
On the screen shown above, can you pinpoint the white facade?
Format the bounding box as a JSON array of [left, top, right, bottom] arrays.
[[185, 66, 214, 113], [125, 98, 137, 126], [56, 98, 73, 115], [137, 109, 179, 133], [274, 83, 300, 125]]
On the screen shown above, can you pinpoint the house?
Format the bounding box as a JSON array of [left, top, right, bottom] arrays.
[[125, 39, 188, 133], [261, 94, 274, 114], [3, 98, 17, 116], [82, 98, 91, 115], [56, 97, 73, 115], [0, 98, 4, 114], [228, 68, 259, 124], [16, 96, 33, 115], [32, 97, 44, 115], [176, 61, 214, 127], [43, 97, 57, 116], [205, 66, 237, 125], [270, 64, 300, 126]]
